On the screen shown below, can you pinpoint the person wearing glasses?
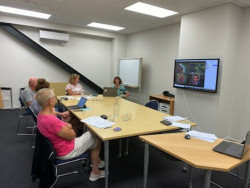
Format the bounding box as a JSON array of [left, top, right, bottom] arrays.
[[36, 88, 105, 181], [65, 74, 84, 95]]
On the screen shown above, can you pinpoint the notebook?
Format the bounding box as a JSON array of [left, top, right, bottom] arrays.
[[103, 87, 117, 97], [66, 97, 87, 110], [213, 131, 250, 159]]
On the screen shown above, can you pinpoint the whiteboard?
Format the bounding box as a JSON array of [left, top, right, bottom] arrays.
[[119, 58, 142, 88]]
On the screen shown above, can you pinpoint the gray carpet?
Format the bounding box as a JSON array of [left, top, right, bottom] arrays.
[[0, 109, 248, 188]]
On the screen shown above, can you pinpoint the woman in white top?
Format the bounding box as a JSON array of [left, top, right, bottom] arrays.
[[65, 74, 84, 95]]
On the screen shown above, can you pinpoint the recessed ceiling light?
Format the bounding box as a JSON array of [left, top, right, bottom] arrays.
[[0, 5, 51, 19], [125, 2, 178, 18], [87, 22, 124, 31]]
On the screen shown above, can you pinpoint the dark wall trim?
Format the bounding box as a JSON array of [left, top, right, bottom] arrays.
[[0, 22, 103, 93]]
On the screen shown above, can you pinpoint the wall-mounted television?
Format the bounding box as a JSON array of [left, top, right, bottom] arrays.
[[173, 59, 219, 93]]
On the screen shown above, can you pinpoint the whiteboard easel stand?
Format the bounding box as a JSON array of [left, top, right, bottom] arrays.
[[125, 85, 141, 102], [119, 57, 142, 102]]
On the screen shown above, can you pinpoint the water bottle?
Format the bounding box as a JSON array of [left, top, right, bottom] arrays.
[[80, 88, 84, 96], [113, 97, 119, 121]]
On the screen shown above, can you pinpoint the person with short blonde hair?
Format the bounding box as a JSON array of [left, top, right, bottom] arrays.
[[65, 73, 84, 95], [36, 88, 54, 108], [36, 88, 105, 181]]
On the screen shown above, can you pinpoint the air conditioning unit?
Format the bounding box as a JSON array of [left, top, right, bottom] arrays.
[[39, 30, 69, 43]]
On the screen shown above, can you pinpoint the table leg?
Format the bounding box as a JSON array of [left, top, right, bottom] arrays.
[[143, 143, 149, 188], [124, 138, 129, 156], [244, 161, 250, 188], [118, 139, 122, 157], [187, 165, 193, 188], [10, 87, 13, 110], [204, 169, 211, 188], [104, 141, 109, 188], [169, 101, 174, 115]]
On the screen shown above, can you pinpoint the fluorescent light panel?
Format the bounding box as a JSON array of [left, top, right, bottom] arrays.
[[87, 22, 124, 31], [0, 5, 51, 19], [125, 2, 178, 18]]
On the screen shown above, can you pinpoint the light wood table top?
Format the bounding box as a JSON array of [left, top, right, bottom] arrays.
[[60, 96, 196, 141], [140, 132, 250, 172], [150, 94, 175, 102]]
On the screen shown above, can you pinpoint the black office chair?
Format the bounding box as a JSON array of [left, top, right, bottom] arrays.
[[32, 130, 89, 188], [19, 87, 25, 97], [118, 100, 160, 157], [29, 106, 39, 148], [16, 96, 36, 136], [145, 100, 159, 110]]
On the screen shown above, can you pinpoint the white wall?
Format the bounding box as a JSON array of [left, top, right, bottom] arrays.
[[126, 3, 249, 140], [17, 26, 112, 87], [0, 16, 127, 108], [0, 28, 68, 107], [126, 24, 180, 104], [228, 7, 250, 139], [177, 3, 244, 139]]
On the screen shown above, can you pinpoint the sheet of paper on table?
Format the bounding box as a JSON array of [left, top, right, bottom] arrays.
[[81, 116, 115, 129]]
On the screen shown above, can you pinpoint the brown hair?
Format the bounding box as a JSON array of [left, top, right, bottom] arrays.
[[35, 78, 50, 92], [113, 76, 122, 84], [193, 74, 199, 79], [69, 74, 80, 84]]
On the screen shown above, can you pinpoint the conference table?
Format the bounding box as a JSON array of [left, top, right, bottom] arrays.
[[59, 96, 196, 188], [140, 132, 250, 188]]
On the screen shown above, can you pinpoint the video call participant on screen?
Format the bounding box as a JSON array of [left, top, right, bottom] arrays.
[[36, 88, 105, 181], [65, 74, 84, 95], [112, 76, 130, 97], [191, 74, 202, 87], [175, 64, 186, 84]]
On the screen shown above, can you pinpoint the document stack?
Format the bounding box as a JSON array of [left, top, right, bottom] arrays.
[[81, 116, 115, 129], [164, 116, 190, 130], [187, 130, 217, 142]]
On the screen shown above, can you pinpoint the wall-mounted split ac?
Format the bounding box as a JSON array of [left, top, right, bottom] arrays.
[[39, 30, 69, 43]]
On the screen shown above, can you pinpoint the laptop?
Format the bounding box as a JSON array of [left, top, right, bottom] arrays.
[[103, 87, 117, 97], [213, 131, 250, 159], [66, 97, 87, 110]]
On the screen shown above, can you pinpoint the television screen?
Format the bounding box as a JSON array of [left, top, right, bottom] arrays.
[[173, 59, 219, 93]]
